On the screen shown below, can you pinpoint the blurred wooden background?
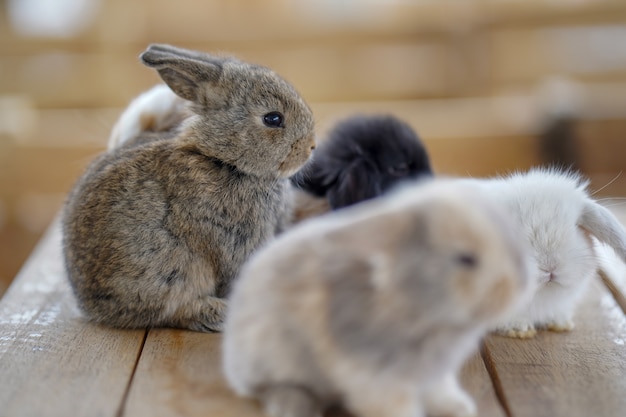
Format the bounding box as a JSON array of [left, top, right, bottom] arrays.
[[1, 0, 626, 296]]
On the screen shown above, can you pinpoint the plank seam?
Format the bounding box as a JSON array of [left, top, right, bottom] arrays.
[[598, 267, 626, 315], [115, 329, 149, 417], [480, 340, 513, 417]]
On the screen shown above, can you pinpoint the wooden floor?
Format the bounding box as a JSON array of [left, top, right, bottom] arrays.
[[1, 214, 626, 417]]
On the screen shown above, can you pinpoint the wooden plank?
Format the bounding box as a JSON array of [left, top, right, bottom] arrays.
[[577, 119, 626, 174], [490, 24, 626, 87], [483, 278, 626, 417], [595, 224, 626, 315], [124, 330, 500, 417], [2, 0, 626, 110], [0, 220, 147, 417], [3, 0, 625, 52], [123, 330, 265, 417], [0, 52, 157, 108], [460, 351, 507, 417], [0, 42, 450, 107], [6, 87, 626, 147]]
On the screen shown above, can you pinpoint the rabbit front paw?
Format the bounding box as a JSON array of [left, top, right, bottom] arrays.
[[260, 385, 322, 417], [494, 321, 537, 339], [543, 318, 575, 333], [423, 375, 477, 417], [174, 295, 228, 333]]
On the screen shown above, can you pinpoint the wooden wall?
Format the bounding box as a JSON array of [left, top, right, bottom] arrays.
[[2, 0, 626, 294]]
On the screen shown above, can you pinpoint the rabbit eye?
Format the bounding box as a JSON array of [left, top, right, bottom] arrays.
[[388, 163, 409, 177], [457, 253, 478, 268], [263, 112, 284, 128]]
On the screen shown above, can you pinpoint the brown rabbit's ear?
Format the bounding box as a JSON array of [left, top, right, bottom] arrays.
[[140, 44, 223, 102], [145, 44, 226, 66], [579, 201, 626, 261]]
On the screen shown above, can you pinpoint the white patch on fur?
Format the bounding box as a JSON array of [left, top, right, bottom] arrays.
[[108, 84, 181, 149]]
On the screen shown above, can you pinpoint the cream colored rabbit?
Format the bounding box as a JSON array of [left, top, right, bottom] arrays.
[[223, 178, 530, 417], [63, 44, 316, 332]]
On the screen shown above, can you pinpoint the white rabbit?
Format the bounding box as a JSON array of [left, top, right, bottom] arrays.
[[463, 168, 626, 338], [223, 178, 530, 417], [107, 83, 188, 150]]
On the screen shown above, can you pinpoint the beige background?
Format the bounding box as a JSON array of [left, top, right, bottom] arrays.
[[2, 0, 626, 295]]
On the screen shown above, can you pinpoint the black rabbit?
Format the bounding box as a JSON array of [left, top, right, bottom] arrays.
[[291, 114, 433, 210]]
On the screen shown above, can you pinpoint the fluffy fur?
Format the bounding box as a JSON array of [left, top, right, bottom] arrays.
[[462, 168, 626, 338], [223, 179, 530, 417], [107, 83, 189, 150], [62, 44, 316, 332], [290, 114, 432, 222]]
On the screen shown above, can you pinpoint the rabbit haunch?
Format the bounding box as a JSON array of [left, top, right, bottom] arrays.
[[62, 44, 315, 332], [223, 179, 530, 417]]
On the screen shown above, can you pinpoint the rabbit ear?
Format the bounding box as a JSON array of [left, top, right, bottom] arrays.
[[579, 201, 626, 261], [140, 44, 223, 102], [328, 159, 381, 209], [143, 44, 225, 65]]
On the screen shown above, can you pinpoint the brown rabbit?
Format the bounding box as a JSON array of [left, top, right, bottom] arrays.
[[223, 179, 531, 417], [62, 44, 316, 332]]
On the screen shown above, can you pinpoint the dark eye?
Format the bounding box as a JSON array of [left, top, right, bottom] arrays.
[[263, 112, 284, 128], [457, 253, 478, 268], [388, 163, 410, 177]]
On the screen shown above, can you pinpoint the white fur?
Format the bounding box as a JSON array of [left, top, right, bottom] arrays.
[[107, 84, 184, 150], [461, 167, 626, 338], [223, 179, 531, 417], [422, 373, 477, 417]]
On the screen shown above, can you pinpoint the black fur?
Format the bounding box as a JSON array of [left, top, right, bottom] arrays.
[[291, 114, 433, 209]]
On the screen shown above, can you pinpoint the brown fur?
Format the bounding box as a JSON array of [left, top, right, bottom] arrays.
[[62, 44, 315, 332]]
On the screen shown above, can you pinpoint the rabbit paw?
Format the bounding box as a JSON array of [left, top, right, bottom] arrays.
[[188, 319, 225, 333], [494, 322, 537, 339], [260, 385, 322, 417], [175, 296, 228, 333], [423, 375, 477, 417], [543, 319, 574, 333]]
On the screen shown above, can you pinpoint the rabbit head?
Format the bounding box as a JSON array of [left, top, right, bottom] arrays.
[[140, 44, 316, 179], [482, 168, 626, 337], [291, 114, 432, 209], [324, 180, 530, 343]]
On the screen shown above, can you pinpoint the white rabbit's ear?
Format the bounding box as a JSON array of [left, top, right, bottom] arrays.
[[579, 201, 626, 261], [140, 44, 223, 102]]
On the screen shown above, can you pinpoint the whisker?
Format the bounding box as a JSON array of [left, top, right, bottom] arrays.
[[596, 197, 626, 202], [591, 172, 623, 196], [599, 201, 626, 209]]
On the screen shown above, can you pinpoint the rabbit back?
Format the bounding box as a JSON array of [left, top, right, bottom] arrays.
[[63, 137, 289, 330], [62, 44, 315, 332]]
